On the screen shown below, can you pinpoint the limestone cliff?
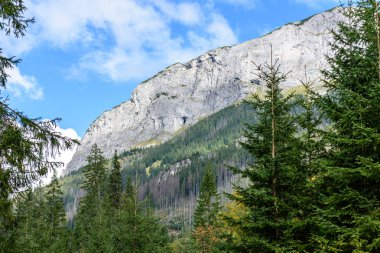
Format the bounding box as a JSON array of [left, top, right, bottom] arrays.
[[65, 8, 343, 174]]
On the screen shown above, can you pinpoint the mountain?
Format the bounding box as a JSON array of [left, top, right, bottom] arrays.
[[61, 102, 254, 224], [66, 8, 344, 174]]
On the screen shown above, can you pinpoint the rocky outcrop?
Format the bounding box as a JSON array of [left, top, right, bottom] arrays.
[[65, 8, 343, 174]]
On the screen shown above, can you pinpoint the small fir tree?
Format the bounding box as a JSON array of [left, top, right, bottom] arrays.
[[193, 165, 222, 253], [194, 165, 220, 228]]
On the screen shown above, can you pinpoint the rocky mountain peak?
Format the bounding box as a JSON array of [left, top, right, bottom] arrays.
[[65, 8, 344, 174]]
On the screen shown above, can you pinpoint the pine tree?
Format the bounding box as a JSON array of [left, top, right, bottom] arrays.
[[194, 165, 220, 228], [13, 189, 45, 253], [297, 76, 326, 178], [114, 176, 170, 253], [193, 165, 222, 253], [274, 78, 327, 252], [75, 144, 111, 252], [310, 1, 380, 251], [108, 150, 122, 207], [82, 144, 108, 198], [227, 51, 307, 252], [44, 174, 69, 252], [13, 182, 68, 253], [0, 169, 13, 252], [125, 176, 134, 198]]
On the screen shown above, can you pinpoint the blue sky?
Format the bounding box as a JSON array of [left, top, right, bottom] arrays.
[[3, 0, 340, 139]]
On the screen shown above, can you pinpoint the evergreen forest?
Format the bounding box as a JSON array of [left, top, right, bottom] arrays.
[[1, 1, 380, 252]]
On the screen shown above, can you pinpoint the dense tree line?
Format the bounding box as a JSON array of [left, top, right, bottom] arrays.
[[2, 0, 380, 252], [74, 145, 169, 252], [62, 102, 254, 231], [118, 101, 255, 188], [12, 176, 69, 253], [10, 145, 170, 252], [175, 2, 380, 252]]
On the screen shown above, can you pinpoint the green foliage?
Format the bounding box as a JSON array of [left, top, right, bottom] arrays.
[[43, 175, 69, 252], [171, 231, 199, 253], [0, 1, 77, 251], [82, 144, 107, 196], [192, 165, 223, 252], [108, 150, 122, 207], [194, 165, 220, 228], [0, 169, 13, 251], [0, 93, 78, 251], [309, 1, 380, 251], [10, 3, 380, 251], [295, 85, 325, 178], [13, 190, 47, 253], [0, 0, 34, 87], [60, 102, 255, 231], [223, 2, 380, 251], [13, 179, 69, 253], [112, 179, 170, 253], [227, 55, 311, 252], [74, 147, 170, 252], [75, 144, 110, 252]]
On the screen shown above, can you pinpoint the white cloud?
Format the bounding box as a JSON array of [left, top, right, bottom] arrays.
[[188, 14, 238, 51], [42, 126, 81, 184], [152, 0, 203, 25], [3, 0, 238, 83], [0, 32, 37, 56], [53, 126, 81, 173], [206, 14, 238, 46], [293, 0, 341, 9], [71, 11, 238, 82], [6, 66, 43, 100]]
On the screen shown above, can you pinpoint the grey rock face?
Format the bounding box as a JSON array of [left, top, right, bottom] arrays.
[[65, 8, 343, 174]]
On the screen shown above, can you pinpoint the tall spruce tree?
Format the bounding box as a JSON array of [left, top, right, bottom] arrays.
[[311, 1, 380, 251], [82, 144, 108, 198], [44, 174, 69, 252], [108, 150, 122, 207], [227, 51, 308, 252], [75, 144, 111, 252], [113, 176, 170, 253]]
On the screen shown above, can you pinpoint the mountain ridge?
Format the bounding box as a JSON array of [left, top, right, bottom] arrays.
[[65, 8, 344, 174]]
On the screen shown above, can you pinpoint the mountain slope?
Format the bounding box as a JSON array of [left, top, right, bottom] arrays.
[[62, 102, 254, 226], [66, 8, 343, 174]]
